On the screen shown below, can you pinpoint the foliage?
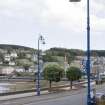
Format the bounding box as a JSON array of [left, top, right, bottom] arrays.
[[23, 64, 30, 71], [66, 67, 82, 81], [43, 64, 64, 89], [66, 66, 82, 89], [44, 48, 82, 63], [15, 71, 22, 76], [47, 48, 85, 57], [91, 50, 105, 57], [0, 44, 35, 51], [3, 61, 9, 65], [16, 59, 33, 71], [45, 47, 105, 57], [0, 53, 4, 62], [65, 53, 75, 64], [17, 52, 26, 59], [43, 54, 58, 62], [15, 71, 34, 77]]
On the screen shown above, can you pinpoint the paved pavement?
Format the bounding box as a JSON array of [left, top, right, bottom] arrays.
[[0, 89, 86, 105], [23, 91, 86, 105], [0, 84, 105, 105], [0, 90, 49, 101]]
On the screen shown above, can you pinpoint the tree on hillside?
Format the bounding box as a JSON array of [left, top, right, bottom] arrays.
[[66, 53, 75, 65], [16, 59, 33, 72], [42, 54, 58, 62], [23, 63, 31, 72], [43, 64, 64, 90], [0, 53, 4, 62], [66, 67, 82, 89], [17, 52, 26, 59]]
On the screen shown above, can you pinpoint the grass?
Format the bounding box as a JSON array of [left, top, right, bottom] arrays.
[[5, 80, 70, 93]]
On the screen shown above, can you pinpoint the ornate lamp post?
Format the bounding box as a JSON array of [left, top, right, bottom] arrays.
[[37, 35, 45, 96], [69, 0, 92, 105]]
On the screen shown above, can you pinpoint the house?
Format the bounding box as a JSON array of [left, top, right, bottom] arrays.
[[15, 67, 24, 72], [0, 62, 3, 65], [0, 67, 15, 75], [32, 54, 37, 61], [9, 61, 15, 66], [10, 52, 17, 58], [4, 54, 11, 61], [26, 53, 32, 59], [15, 66, 35, 72], [70, 60, 81, 68], [0, 49, 7, 53]]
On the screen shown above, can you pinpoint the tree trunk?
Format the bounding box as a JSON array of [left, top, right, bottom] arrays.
[[70, 80, 72, 90], [49, 80, 52, 91]]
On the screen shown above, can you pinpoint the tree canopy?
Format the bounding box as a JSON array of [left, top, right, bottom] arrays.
[[43, 64, 64, 89], [66, 66, 82, 89]]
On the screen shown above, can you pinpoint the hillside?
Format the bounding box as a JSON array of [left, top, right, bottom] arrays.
[[45, 47, 105, 57], [0, 45, 105, 67], [0, 45, 105, 75], [0, 44, 34, 50], [0, 44, 37, 71]]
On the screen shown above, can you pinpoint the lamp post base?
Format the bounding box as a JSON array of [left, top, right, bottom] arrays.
[[88, 99, 96, 105], [37, 91, 40, 96]]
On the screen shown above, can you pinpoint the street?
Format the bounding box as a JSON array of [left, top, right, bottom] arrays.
[[0, 89, 86, 105], [0, 84, 105, 105], [25, 91, 86, 105]]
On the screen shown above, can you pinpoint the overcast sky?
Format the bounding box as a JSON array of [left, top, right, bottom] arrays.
[[0, 0, 105, 50]]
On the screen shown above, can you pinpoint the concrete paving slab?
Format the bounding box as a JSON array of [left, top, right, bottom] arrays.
[[0, 90, 49, 101]]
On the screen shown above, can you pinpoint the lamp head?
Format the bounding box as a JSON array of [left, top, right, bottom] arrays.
[[42, 41, 46, 45], [39, 35, 43, 40]]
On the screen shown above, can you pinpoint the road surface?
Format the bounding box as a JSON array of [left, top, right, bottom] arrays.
[[0, 84, 105, 105]]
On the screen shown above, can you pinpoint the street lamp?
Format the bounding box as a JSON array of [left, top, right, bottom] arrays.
[[37, 35, 45, 96], [69, 0, 92, 105]]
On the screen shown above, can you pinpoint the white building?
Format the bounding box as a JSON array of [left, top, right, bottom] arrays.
[[4, 54, 11, 61], [0, 62, 3, 64], [10, 52, 17, 58], [15, 68, 24, 72], [9, 61, 15, 66], [26, 53, 31, 58], [1, 67, 15, 75]]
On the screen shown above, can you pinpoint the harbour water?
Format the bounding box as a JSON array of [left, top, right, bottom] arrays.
[[0, 83, 10, 93], [0, 82, 35, 94]]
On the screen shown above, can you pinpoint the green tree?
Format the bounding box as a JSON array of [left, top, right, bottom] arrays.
[[43, 64, 64, 90], [23, 63, 32, 72], [42, 54, 58, 62], [0, 53, 4, 62], [66, 67, 82, 89], [66, 53, 75, 65], [17, 52, 26, 59], [16, 59, 33, 72]]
